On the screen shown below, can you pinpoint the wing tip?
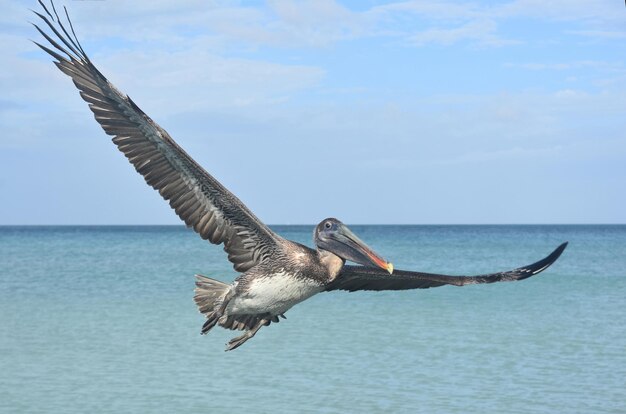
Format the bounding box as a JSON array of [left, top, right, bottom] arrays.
[[528, 241, 568, 276], [552, 241, 568, 261]]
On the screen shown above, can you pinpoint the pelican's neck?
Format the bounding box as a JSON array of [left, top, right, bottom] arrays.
[[317, 248, 345, 282]]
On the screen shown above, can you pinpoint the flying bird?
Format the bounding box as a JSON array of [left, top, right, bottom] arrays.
[[32, 1, 567, 351]]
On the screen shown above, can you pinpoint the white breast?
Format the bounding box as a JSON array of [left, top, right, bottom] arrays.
[[227, 272, 323, 316]]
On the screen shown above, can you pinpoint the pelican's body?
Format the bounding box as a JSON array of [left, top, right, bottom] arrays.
[[33, 1, 567, 351], [225, 242, 332, 317], [230, 272, 323, 316], [194, 223, 390, 349]]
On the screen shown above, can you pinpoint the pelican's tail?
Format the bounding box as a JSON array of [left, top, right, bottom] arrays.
[[194, 275, 231, 334]]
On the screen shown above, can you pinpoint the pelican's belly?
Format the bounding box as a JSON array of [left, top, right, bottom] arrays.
[[228, 272, 323, 316]]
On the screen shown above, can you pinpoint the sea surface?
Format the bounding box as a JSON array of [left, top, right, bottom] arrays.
[[0, 225, 624, 413]]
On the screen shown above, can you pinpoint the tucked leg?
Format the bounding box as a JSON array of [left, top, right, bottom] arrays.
[[225, 317, 270, 351]]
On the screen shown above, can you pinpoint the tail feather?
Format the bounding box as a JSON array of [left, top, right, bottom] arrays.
[[194, 274, 230, 334]]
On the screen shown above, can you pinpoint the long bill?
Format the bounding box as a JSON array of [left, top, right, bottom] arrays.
[[331, 224, 394, 274]]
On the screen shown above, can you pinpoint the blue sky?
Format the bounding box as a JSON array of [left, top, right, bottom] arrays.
[[1, 0, 625, 224]]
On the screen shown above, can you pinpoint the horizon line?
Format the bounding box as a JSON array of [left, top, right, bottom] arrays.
[[1, 223, 625, 227]]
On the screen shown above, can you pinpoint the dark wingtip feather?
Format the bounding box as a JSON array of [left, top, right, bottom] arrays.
[[32, 3, 83, 60], [528, 241, 568, 275], [31, 22, 70, 59], [64, 5, 87, 57], [32, 39, 67, 62], [553, 241, 568, 260], [37, 0, 54, 20]]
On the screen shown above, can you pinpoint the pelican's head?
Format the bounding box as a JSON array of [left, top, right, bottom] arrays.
[[314, 218, 393, 274]]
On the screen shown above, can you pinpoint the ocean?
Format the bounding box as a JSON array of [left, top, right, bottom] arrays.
[[0, 225, 624, 413]]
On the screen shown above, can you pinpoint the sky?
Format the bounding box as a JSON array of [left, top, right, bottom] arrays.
[[1, 0, 625, 225]]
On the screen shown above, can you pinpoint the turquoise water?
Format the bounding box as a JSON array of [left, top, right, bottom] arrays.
[[0, 225, 624, 413]]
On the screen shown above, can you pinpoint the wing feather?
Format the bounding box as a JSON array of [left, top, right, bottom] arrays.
[[326, 243, 567, 292], [33, 1, 280, 272]]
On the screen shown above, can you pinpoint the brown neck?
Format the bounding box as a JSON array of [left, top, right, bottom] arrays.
[[318, 249, 345, 282]]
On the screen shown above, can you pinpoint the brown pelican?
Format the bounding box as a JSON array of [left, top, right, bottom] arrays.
[[32, 2, 567, 351]]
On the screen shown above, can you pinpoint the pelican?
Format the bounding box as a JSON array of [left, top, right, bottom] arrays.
[[32, 2, 567, 351]]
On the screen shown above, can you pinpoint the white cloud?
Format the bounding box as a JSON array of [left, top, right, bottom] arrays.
[[427, 145, 564, 166], [554, 89, 587, 99], [267, 0, 365, 46], [494, 0, 621, 23], [17, 0, 626, 53], [94, 49, 325, 115], [504, 60, 624, 71], [46, 0, 364, 49], [1, 2, 326, 150], [375, 0, 626, 46], [370, 0, 484, 21], [409, 18, 519, 47], [568, 30, 626, 40]]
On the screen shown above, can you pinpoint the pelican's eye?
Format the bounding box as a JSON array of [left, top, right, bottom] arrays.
[[324, 221, 332, 230]]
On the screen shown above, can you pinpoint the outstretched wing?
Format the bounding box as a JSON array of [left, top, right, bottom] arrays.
[[32, 1, 280, 272], [325, 242, 567, 292]]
